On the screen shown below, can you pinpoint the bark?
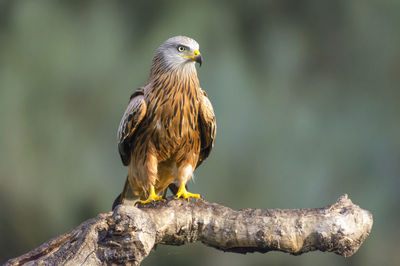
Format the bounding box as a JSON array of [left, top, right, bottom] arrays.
[[6, 194, 373, 266]]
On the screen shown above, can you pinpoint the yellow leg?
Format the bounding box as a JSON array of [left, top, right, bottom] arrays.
[[139, 185, 165, 204], [174, 182, 201, 200]]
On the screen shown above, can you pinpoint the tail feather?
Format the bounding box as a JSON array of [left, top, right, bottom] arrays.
[[168, 183, 180, 195], [112, 176, 139, 210], [112, 193, 122, 211]]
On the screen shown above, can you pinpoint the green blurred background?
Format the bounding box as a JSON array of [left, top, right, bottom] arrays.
[[1, 1, 399, 265]]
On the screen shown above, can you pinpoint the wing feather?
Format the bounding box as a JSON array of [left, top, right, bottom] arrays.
[[197, 89, 216, 168], [117, 88, 147, 165]]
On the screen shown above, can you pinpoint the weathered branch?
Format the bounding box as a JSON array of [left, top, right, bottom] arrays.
[[6, 194, 372, 266]]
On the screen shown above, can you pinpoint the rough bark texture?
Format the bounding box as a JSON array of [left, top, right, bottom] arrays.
[[6, 194, 373, 266]]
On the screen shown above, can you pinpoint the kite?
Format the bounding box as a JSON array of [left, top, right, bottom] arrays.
[[114, 36, 216, 207]]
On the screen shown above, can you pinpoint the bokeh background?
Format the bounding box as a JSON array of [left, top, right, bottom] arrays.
[[1, 1, 399, 265]]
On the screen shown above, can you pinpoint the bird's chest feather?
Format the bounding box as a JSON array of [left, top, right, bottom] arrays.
[[144, 87, 201, 161]]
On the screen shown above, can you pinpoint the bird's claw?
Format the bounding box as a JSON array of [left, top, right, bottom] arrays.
[[139, 196, 166, 204], [139, 187, 166, 204], [174, 185, 201, 200]]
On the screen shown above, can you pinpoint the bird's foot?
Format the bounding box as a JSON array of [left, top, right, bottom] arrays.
[[139, 195, 165, 204], [139, 186, 166, 204], [174, 184, 201, 200]]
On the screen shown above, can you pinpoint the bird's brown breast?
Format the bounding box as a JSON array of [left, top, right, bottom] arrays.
[[132, 73, 201, 165]]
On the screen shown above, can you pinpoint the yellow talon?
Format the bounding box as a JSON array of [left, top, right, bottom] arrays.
[[174, 182, 201, 200], [139, 186, 165, 204]]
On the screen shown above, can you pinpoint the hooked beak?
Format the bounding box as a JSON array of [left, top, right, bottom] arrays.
[[184, 50, 202, 67], [193, 50, 202, 67]]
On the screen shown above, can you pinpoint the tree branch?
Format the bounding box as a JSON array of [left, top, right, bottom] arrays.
[[6, 194, 373, 266]]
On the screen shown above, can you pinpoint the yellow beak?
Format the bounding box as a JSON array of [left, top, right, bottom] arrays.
[[193, 50, 202, 66], [184, 50, 203, 66]]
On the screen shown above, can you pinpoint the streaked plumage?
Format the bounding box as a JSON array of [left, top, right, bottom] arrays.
[[115, 36, 216, 206]]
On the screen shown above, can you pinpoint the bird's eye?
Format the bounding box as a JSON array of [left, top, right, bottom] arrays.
[[177, 46, 185, 52]]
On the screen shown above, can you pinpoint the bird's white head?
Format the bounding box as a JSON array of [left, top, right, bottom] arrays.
[[153, 36, 202, 73]]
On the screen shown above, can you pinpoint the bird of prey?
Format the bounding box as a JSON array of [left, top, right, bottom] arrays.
[[114, 36, 216, 207]]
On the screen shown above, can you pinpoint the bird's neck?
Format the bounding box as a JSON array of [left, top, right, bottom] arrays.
[[147, 65, 200, 96]]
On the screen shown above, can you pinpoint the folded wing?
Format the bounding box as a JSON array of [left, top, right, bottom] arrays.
[[117, 88, 147, 165], [197, 89, 216, 168]]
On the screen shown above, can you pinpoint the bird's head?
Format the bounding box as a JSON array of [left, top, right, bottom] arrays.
[[153, 36, 203, 73]]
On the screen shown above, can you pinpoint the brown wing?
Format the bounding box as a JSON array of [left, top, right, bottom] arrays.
[[118, 88, 147, 165], [196, 89, 216, 168]]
